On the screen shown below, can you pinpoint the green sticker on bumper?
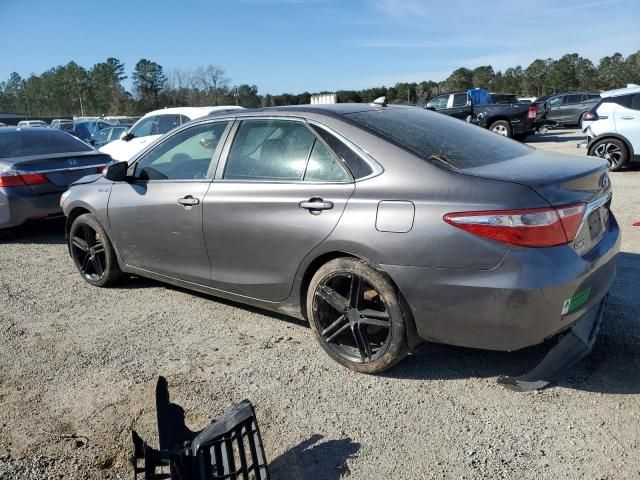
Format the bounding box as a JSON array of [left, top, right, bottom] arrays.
[[562, 287, 592, 315]]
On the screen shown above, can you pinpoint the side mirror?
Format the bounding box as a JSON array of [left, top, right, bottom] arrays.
[[121, 132, 134, 141], [103, 161, 129, 182]]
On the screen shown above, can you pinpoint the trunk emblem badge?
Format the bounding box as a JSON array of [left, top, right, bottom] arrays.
[[68, 158, 78, 167]]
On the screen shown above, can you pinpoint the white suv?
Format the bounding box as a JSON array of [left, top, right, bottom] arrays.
[[582, 84, 640, 171], [100, 106, 243, 162]]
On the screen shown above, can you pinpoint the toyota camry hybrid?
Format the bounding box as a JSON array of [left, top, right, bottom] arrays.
[[61, 104, 620, 378]]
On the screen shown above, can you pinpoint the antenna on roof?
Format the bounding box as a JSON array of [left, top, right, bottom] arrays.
[[370, 96, 387, 107]]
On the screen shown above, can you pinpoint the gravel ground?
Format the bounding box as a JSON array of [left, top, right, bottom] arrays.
[[1, 128, 639, 479]]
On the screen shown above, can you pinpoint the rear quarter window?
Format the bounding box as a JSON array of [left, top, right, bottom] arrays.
[[345, 107, 533, 170], [0, 130, 93, 158]]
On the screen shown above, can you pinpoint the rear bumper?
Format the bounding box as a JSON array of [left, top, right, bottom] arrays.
[[0, 187, 64, 229], [383, 214, 620, 351]]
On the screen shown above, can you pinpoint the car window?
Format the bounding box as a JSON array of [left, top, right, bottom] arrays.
[[588, 94, 601, 99], [548, 96, 563, 107], [155, 114, 182, 135], [0, 130, 93, 158], [630, 94, 640, 111], [133, 122, 229, 181], [180, 115, 191, 125], [310, 125, 373, 179], [452, 93, 468, 107], [303, 139, 350, 182], [110, 127, 126, 140], [428, 95, 449, 110], [564, 94, 583, 104], [223, 120, 316, 181], [346, 107, 533, 170], [604, 95, 632, 109], [130, 116, 156, 137], [93, 129, 110, 142]]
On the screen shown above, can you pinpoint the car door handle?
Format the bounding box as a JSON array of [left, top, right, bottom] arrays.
[[620, 116, 635, 120], [177, 195, 200, 206], [299, 197, 334, 212]]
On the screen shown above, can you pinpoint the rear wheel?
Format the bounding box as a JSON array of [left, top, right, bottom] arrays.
[[489, 120, 512, 138], [589, 138, 628, 171], [306, 257, 408, 374], [69, 213, 122, 287]]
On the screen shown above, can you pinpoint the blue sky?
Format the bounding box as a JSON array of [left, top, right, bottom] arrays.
[[1, 0, 638, 94]]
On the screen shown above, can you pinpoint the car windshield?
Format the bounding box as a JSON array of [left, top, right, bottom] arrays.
[[0, 130, 93, 158], [346, 107, 533, 170]]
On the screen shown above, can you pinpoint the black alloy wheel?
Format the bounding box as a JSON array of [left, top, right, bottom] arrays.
[[307, 257, 408, 373], [69, 213, 122, 287]]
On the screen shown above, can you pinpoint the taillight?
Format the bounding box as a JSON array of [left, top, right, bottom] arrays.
[[0, 171, 49, 187], [527, 105, 537, 119], [582, 112, 599, 121], [444, 204, 586, 247]]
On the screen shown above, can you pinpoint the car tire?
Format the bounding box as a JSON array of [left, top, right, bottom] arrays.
[[588, 138, 629, 172], [489, 120, 512, 138], [306, 257, 408, 374], [69, 213, 122, 287]]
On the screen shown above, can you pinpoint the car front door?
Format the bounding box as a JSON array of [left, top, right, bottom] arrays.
[[107, 120, 232, 283], [202, 118, 355, 301], [561, 94, 584, 124], [443, 92, 471, 119]]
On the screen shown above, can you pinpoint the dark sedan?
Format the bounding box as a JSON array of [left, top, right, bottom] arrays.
[[61, 104, 619, 386], [0, 127, 111, 229]]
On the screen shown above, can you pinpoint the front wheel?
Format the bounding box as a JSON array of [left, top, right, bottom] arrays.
[[306, 257, 408, 374], [589, 138, 628, 171], [489, 120, 512, 138], [69, 213, 122, 287]]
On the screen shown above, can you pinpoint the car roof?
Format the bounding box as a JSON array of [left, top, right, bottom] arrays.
[[207, 103, 389, 119], [600, 84, 640, 98], [141, 106, 244, 119]]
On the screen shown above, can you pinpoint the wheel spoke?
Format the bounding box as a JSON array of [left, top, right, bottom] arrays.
[[348, 275, 363, 309], [80, 253, 91, 273], [83, 225, 95, 247], [358, 308, 389, 320], [351, 323, 372, 362], [317, 285, 349, 313], [72, 236, 89, 252], [325, 321, 351, 343], [321, 314, 347, 339], [359, 317, 390, 328], [93, 243, 105, 255], [92, 256, 104, 276]]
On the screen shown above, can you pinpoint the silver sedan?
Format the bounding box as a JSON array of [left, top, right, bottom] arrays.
[[61, 104, 619, 378]]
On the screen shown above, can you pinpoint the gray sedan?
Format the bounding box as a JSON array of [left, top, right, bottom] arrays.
[[1, 127, 111, 229], [61, 104, 619, 377]]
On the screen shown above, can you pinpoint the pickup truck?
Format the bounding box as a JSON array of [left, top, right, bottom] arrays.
[[425, 89, 545, 140]]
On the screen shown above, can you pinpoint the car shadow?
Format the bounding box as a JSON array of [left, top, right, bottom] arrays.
[[384, 252, 640, 394], [269, 434, 360, 480], [0, 218, 67, 245]]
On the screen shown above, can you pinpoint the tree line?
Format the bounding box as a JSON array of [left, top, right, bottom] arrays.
[[1, 51, 639, 118]]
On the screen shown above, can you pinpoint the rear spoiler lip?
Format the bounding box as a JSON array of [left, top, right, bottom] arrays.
[[10, 150, 111, 166]]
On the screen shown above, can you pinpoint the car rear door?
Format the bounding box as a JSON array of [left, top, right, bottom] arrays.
[[613, 93, 640, 148], [107, 120, 232, 284], [547, 95, 564, 122], [443, 92, 471, 119], [202, 118, 355, 301]]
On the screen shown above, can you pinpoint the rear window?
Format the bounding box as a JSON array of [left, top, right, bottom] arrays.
[[0, 130, 93, 158], [345, 107, 533, 170], [603, 95, 632, 108]]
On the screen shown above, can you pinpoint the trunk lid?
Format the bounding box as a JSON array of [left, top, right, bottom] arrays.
[[462, 149, 610, 205], [11, 151, 111, 194]]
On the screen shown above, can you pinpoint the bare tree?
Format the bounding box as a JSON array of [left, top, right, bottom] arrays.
[[195, 65, 229, 105]]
